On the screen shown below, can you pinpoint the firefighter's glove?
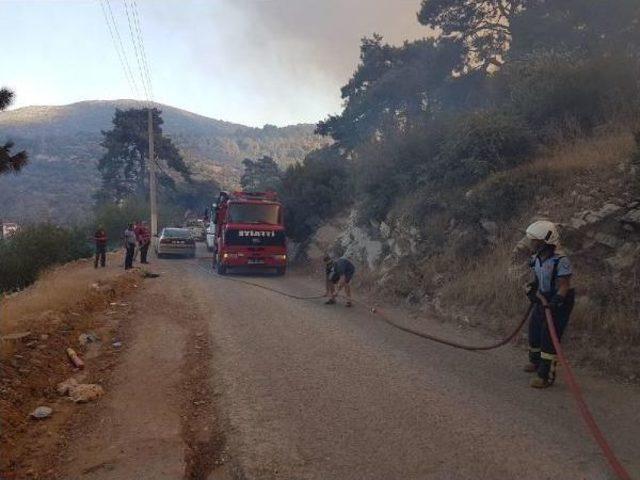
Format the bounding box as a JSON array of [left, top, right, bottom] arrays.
[[525, 282, 539, 304], [549, 294, 565, 311]]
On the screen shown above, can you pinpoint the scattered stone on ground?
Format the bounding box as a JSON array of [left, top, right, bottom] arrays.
[[30, 406, 53, 420], [78, 332, 99, 346], [69, 384, 105, 403], [57, 378, 79, 396]]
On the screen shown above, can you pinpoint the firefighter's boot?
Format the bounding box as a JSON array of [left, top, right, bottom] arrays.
[[530, 376, 551, 389]]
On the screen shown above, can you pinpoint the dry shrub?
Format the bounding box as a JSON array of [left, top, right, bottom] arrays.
[[436, 242, 527, 330], [0, 253, 139, 368], [436, 237, 640, 375], [517, 129, 633, 175], [1, 254, 124, 334]]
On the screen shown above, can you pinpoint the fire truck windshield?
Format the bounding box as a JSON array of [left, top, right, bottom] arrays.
[[228, 203, 280, 225]]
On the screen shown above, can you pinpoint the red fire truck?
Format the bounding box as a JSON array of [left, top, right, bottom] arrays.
[[212, 191, 287, 275]]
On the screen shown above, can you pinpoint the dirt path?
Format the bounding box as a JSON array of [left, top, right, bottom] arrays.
[[57, 262, 229, 480]]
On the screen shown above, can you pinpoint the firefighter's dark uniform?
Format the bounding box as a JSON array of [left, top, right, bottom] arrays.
[[528, 252, 575, 383]]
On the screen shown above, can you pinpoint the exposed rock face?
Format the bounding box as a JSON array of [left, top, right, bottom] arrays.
[[605, 242, 640, 270], [621, 208, 640, 229], [306, 209, 421, 271], [337, 211, 384, 270], [560, 199, 640, 273], [307, 197, 640, 281]]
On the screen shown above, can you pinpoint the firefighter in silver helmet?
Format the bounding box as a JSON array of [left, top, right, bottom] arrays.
[[523, 220, 575, 388]]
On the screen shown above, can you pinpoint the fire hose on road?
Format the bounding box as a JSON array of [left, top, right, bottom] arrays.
[[541, 306, 632, 480], [365, 294, 633, 480], [195, 262, 633, 479]]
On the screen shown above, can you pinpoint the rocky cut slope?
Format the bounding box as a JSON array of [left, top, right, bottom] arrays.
[[305, 131, 640, 378], [0, 100, 327, 224]]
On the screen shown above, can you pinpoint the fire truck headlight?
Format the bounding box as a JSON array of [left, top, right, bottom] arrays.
[[273, 254, 287, 261]]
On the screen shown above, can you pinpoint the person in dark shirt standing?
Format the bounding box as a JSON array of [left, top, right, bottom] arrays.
[[135, 220, 151, 264], [94, 226, 107, 268], [324, 255, 356, 307], [124, 223, 137, 270]]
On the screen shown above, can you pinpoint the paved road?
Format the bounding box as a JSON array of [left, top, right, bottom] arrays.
[[170, 250, 640, 480]]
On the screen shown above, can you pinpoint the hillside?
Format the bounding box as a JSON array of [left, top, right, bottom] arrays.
[[0, 100, 327, 224]]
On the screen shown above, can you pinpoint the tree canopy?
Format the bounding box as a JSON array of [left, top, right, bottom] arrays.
[[307, 0, 640, 234], [96, 108, 190, 204], [417, 0, 526, 71], [316, 36, 464, 150], [240, 155, 282, 192], [0, 88, 28, 175]]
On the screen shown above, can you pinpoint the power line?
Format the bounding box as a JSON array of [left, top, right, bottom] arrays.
[[123, 0, 151, 103], [100, 0, 140, 98], [131, 0, 154, 100]]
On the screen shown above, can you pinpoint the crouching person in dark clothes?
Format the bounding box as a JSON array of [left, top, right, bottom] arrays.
[[324, 255, 355, 307], [523, 220, 575, 389]]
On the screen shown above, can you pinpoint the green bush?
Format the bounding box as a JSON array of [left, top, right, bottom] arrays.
[[351, 110, 534, 224], [433, 111, 535, 187], [279, 146, 352, 242], [467, 168, 554, 222], [500, 51, 640, 139], [0, 224, 92, 293]]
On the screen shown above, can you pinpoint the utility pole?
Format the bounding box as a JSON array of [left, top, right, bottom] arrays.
[[148, 107, 158, 237]]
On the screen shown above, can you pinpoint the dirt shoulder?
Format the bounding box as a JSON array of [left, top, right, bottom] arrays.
[[1, 255, 140, 478], [1, 255, 229, 480]]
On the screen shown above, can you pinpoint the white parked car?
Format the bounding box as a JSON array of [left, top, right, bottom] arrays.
[[155, 228, 196, 258]]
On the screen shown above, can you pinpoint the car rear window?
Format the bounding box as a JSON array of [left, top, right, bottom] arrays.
[[163, 228, 191, 238]]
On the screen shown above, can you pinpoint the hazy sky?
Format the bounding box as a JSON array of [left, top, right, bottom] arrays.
[[1, 0, 429, 127]]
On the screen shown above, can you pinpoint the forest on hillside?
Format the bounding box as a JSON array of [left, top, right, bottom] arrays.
[[0, 101, 326, 224]]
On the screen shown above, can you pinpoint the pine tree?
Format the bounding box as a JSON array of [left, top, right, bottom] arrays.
[[96, 108, 191, 204], [0, 88, 28, 175], [240, 156, 281, 192]]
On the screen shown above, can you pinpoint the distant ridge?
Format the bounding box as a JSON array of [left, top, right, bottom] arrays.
[[0, 99, 328, 224], [0, 99, 312, 137]]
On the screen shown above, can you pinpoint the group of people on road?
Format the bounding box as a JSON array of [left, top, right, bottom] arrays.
[[92, 221, 152, 270], [124, 221, 151, 269], [321, 219, 574, 390]]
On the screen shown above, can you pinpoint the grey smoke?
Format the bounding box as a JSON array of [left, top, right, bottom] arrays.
[[148, 0, 429, 125]]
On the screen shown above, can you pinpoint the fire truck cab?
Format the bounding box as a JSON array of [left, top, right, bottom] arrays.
[[212, 191, 287, 275]]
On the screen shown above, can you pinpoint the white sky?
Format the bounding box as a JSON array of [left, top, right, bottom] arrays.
[[1, 0, 429, 126]]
